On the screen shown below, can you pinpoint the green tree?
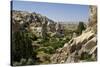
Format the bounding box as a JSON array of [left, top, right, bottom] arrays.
[[77, 22, 86, 35], [11, 31, 37, 65]]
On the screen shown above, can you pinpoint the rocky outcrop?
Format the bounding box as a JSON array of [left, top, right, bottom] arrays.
[[50, 5, 97, 64], [88, 5, 97, 27], [12, 5, 97, 64], [51, 31, 97, 63], [12, 10, 64, 37]]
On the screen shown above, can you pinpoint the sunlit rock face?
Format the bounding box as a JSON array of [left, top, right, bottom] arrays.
[[12, 10, 57, 36], [12, 10, 66, 38], [12, 5, 97, 64], [50, 5, 97, 64], [88, 5, 97, 27]]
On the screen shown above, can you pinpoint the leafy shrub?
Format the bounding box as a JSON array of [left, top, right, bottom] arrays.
[[36, 51, 51, 64], [80, 52, 95, 61]]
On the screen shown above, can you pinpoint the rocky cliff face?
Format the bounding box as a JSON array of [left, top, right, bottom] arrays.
[[11, 10, 66, 66], [50, 5, 97, 64], [12, 10, 64, 37], [12, 5, 97, 65], [88, 5, 97, 27]]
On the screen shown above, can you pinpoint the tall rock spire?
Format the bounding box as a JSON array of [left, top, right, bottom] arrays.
[[88, 5, 97, 27]]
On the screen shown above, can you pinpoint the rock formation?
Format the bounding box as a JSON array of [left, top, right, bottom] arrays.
[[50, 5, 97, 64], [11, 5, 97, 65], [12, 10, 64, 38], [88, 5, 97, 27]]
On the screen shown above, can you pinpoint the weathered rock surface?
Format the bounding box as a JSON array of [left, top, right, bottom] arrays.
[[51, 30, 97, 63], [12, 5, 97, 64], [88, 5, 97, 27], [12, 10, 64, 38], [50, 5, 97, 63]]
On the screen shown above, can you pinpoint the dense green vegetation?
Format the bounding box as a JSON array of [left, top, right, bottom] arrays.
[[12, 29, 73, 65], [35, 34, 71, 64], [80, 52, 96, 61], [12, 22, 87, 65], [11, 31, 38, 65]]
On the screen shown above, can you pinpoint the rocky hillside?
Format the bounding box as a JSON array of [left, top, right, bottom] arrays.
[[50, 5, 97, 63], [11, 10, 67, 66], [11, 5, 97, 66], [12, 10, 64, 37]]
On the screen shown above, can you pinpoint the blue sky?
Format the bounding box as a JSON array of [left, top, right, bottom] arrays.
[[12, 1, 89, 22]]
